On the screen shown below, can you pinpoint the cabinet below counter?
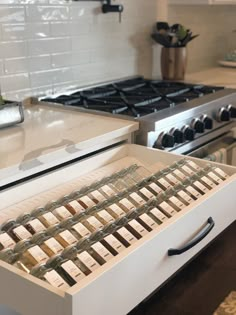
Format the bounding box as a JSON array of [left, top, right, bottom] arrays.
[[185, 67, 236, 89]]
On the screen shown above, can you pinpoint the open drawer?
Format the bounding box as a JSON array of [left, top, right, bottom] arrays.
[[0, 144, 236, 315]]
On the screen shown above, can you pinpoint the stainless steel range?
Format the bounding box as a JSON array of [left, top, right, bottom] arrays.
[[40, 76, 236, 164]]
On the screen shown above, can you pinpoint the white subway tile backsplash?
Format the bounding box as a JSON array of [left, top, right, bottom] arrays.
[[0, 73, 30, 92], [26, 5, 69, 21], [0, 6, 25, 23], [0, 0, 158, 100], [28, 37, 71, 55]]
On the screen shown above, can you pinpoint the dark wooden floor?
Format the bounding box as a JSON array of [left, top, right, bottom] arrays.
[[129, 221, 236, 315]]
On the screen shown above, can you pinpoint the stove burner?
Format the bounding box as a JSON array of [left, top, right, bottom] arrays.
[[42, 77, 224, 118]]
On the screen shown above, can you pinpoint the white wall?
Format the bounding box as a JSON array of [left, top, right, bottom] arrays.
[[0, 0, 158, 101], [168, 5, 236, 73]]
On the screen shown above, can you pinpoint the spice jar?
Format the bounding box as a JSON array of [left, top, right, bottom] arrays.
[[0, 248, 19, 266], [31, 207, 60, 228], [1, 219, 32, 242], [14, 239, 49, 273], [46, 254, 85, 286], [31, 231, 64, 257], [0, 231, 16, 250], [17, 213, 46, 235], [62, 244, 100, 275], [30, 262, 70, 290], [47, 224, 78, 248]]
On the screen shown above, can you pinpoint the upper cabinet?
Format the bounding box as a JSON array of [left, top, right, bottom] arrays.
[[169, 0, 236, 4]]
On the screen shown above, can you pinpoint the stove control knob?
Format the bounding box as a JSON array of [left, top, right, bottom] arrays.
[[200, 115, 213, 130], [181, 126, 195, 141], [217, 107, 230, 122], [170, 128, 185, 144], [191, 119, 205, 133], [227, 105, 236, 118], [154, 132, 175, 149]]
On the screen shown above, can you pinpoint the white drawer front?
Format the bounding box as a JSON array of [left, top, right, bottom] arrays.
[[0, 144, 235, 315]]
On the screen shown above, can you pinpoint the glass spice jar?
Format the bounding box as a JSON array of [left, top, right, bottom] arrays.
[[0, 248, 19, 267], [47, 224, 78, 248], [1, 219, 32, 242], [31, 231, 64, 257], [0, 231, 16, 251], [17, 213, 46, 235], [31, 207, 60, 228], [30, 262, 70, 290], [61, 244, 100, 276], [14, 239, 49, 273], [46, 254, 86, 286]]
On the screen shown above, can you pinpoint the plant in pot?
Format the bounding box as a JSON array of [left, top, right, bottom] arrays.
[[151, 22, 199, 80]]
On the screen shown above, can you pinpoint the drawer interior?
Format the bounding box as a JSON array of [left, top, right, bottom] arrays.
[[0, 144, 236, 315]]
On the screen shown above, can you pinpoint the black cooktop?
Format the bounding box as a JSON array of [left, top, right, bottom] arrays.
[[42, 77, 224, 118]]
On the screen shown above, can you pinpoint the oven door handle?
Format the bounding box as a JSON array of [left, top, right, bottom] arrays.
[[168, 217, 215, 256]]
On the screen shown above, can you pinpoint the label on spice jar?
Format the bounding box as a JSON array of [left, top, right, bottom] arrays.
[[96, 210, 115, 224], [181, 165, 195, 176], [138, 213, 158, 230], [201, 176, 216, 188], [129, 192, 146, 206], [193, 181, 209, 193], [128, 219, 149, 237], [177, 191, 194, 204], [119, 198, 136, 212], [157, 178, 172, 190], [158, 202, 177, 217], [44, 238, 64, 255], [166, 174, 180, 185], [66, 201, 85, 214], [103, 235, 125, 254], [44, 270, 70, 290], [90, 190, 106, 203], [173, 169, 187, 181], [0, 233, 15, 249], [150, 208, 168, 223], [86, 216, 104, 231], [186, 186, 201, 199], [77, 251, 100, 272], [169, 196, 185, 210], [72, 222, 91, 238], [186, 160, 201, 171], [139, 187, 155, 200], [13, 226, 32, 240], [100, 185, 116, 197], [57, 230, 78, 247], [61, 260, 85, 283], [26, 245, 49, 264], [78, 196, 96, 209], [148, 182, 164, 195], [91, 242, 113, 262], [28, 219, 46, 233], [214, 168, 229, 179], [108, 204, 125, 218], [116, 227, 137, 245], [40, 213, 59, 227], [53, 207, 72, 221], [207, 172, 223, 184]]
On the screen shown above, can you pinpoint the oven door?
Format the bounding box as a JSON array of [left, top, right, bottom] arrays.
[[189, 129, 236, 166]]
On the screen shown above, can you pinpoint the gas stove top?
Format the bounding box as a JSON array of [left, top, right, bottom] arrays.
[[40, 76, 236, 155], [42, 77, 224, 118]]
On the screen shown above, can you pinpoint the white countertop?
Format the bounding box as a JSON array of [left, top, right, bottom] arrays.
[[185, 67, 236, 88], [0, 104, 139, 187]]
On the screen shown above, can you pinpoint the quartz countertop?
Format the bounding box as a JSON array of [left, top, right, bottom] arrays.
[[185, 67, 236, 88], [0, 104, 139, 187]]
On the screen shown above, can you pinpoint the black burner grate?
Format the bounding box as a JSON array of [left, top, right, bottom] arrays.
[[42, 77, 224, 118]]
